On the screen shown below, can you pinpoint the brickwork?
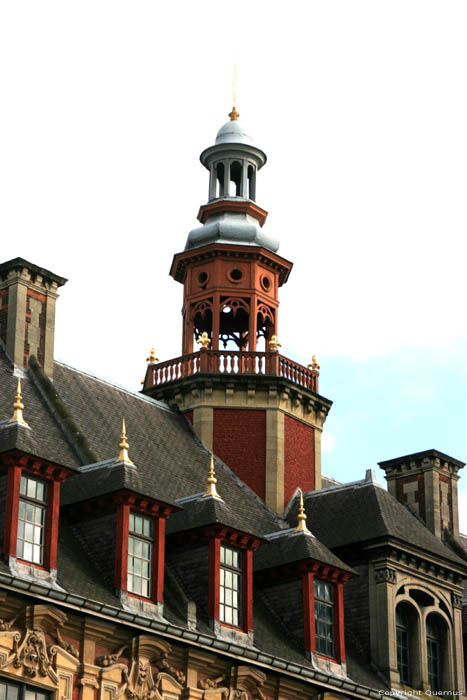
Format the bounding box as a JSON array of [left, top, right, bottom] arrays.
[[396, 474, 426, 520], [439, 473, 452, 534], [24, 290, 46, 368], [0, 289, 8, 344], [213, 409, 266, 500], [165, 542, 210, 619], [70, 512, 117, 587], [260, 577, 304, 649], [283, 416, 314, 504]]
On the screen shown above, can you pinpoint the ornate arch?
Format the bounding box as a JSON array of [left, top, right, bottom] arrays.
[[191, 299, 213, 321], [221, 297, 249, 316]]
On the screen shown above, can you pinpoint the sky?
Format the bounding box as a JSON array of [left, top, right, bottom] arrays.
[[1, 1, 466, 531]]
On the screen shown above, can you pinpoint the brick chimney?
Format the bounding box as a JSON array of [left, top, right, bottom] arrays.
[[0, 258, 67, 379], [378, 449, 465, 541]]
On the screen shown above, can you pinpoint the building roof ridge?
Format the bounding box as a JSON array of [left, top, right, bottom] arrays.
[[303, 478, 385, 499], [54, 359, 172, 413]]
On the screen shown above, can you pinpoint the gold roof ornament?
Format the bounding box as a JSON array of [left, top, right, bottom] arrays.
[[268, 335, 281, 352], [203, 454, 221, 499], [197, 331, 211, 350], [146, 348, 159, 365], [229, 64, 239, 121], [307, 355, 320, 371], [9, 379, 28, 426], [295, 488, 310, 534], [116, 419, 134, 465]]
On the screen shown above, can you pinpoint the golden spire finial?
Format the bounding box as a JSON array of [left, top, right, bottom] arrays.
[[204, 454, 221, 499], [9, 379, 28, 426], [197, 331, 211, 350], [307, 355, 320, 371], [116, 419, 134, 465], [295, 488, 310, 534], [146, 348, 159, 365], [229, 64, 239, 121]]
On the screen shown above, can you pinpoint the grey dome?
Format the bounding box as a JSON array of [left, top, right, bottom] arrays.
[[215, 120, 253, 145], [185, 210, 279, 253]]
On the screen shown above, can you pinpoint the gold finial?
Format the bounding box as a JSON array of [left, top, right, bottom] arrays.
[[307, 355, 320, 371], [116, 419, 134, 465], [146, 348, 159, 365], [229, 64, 239, 121], [204, 454, 221, 499], [268, 335, 282, 352], [197, 331, 211, 350], [9, 379, 28, 426], [295, 488, 310, 534]]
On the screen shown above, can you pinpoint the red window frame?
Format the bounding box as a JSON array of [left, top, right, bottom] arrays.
[[302, 569, 347, 664], [115, 501, 167, 604], [3, 462, 67, 571], [208, 532, 259, 634]]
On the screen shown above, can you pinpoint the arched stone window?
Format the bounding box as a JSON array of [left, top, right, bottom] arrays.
[[396, 606, 411, 684], [395, 603, 421, 687], [426, 615, 442, 691]]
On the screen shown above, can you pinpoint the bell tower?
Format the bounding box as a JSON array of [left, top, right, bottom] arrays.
[[143, 109, 332, 514]]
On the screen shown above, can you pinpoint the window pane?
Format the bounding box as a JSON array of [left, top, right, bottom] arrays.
[[20, 477, 27, 496]]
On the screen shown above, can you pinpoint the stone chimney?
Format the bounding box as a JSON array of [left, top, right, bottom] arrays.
[[0, 258, 67, 379], [378, 449, 465, 541]]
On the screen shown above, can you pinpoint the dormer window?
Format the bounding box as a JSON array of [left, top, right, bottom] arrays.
[[220, 544, 242, 627], [17, 475, 48, 565], [128, 512, 153, 598], [314, 579, 335, 657]]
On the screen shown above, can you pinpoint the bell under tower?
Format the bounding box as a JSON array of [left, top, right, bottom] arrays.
[[143, 109, 332, 514]]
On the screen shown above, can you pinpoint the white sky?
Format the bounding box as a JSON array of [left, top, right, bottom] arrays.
[[1, 1, 466, 531]]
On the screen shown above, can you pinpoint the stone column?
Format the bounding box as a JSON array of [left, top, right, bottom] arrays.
[[369, 565, 400, 686], [265, 409, 284, 513], [424, 470, 441, 538]]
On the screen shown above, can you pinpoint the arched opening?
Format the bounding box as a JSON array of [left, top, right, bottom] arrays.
[[248, 164, 256, 200], [193, 306, 213, 349], [216, 163, 225, 198], [426, 614, 449, 692], [219, 298, 249, 350], [229, 161, 242, 196], [395, 603, 421, 688]]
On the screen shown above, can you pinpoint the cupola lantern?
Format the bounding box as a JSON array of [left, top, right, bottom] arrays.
[[143, 109, 331, 514]]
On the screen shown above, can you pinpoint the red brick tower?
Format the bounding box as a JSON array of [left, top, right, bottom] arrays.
[[143, 109, 332, 513]]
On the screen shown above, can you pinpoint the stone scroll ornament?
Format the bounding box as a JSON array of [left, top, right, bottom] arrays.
[[1, 628, 58, 684]]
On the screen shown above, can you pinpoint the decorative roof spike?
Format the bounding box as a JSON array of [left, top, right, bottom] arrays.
[[229, 64, 239, 121], [268, 335, 282, 353], [146, 348, 159, 365], [116, 419, 134, 465], [295, 488, 310, 534], [197, 331, 211, 350], [204, 454, 221, 499], [9, 379, 28, 426]]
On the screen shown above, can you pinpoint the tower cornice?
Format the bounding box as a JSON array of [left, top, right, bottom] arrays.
[[170, 243, 293, 286]]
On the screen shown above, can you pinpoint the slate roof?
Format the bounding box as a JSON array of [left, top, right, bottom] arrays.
[[0, 344, 464, 697], [286, 480, 467, 569], [254, 529, 356, 575], [167, 493, 262, 538]]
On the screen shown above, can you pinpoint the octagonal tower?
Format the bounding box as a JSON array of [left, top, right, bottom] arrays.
[[143, 109, 332, 513]]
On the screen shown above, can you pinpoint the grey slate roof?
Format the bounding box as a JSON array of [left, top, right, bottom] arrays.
[[287, 481, 467, 568], [167, 493, 262, 539], [254, 529, 355, 575]]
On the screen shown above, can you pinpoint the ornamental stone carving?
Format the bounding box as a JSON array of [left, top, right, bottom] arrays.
[[374, 568, 396, 584], [127, 659, 159, 700], [452, 593, 463, 609], [1, 628, 58, 683]]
